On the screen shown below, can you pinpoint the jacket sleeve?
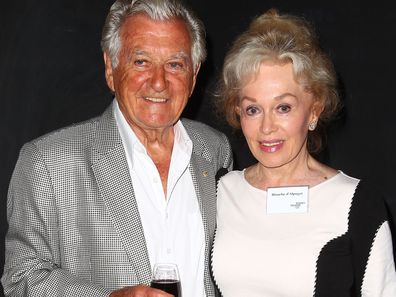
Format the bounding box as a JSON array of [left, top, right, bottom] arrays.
[[1, 143, 112, 297]]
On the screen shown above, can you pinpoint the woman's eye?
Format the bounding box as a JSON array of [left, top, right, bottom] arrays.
[[246, 106, 260, 116], [277, 104, 291, 113]]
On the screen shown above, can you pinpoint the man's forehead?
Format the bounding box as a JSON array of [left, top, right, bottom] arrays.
[[121, 13, 190, 38], [118, 14, 193, 60]]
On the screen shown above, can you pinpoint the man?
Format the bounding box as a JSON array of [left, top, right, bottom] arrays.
[[1, 0, 233, 296]]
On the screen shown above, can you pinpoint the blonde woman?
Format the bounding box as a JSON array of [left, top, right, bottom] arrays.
[[212, 9, 396, 297]]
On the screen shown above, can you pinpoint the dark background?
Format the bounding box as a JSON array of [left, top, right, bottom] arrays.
[[1, 0, 395, 295]]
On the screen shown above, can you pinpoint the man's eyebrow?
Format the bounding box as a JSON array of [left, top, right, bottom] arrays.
[[130, 49, 189, 59], [124, 49, 147, 63], [125, 49, 191, 65], [132, 49, 147, 55], [171, 52, 189, 60]]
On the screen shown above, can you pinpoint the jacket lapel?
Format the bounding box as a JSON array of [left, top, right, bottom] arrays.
[[189, 154, 217, 242], [88, 112, 219, 291], [90, 106, 152, 285], [188, 128, 218, 297]]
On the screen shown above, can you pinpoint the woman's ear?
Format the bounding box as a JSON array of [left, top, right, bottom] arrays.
[[311, 100, 325, 122], [235, 106, 241, 116]]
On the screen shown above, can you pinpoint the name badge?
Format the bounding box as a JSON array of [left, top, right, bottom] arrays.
[[267, 186, 309, 214]]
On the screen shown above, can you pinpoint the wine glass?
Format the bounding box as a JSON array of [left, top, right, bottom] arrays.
[[150, 263, 182, 297]]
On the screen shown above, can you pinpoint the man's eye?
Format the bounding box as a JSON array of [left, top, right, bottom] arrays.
[[168, 62, 184, 69], [134, 59, 146, 66], [277, 104, 291, 113]]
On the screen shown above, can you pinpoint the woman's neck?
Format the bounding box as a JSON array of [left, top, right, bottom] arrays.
[[245, 154, 337, 190]]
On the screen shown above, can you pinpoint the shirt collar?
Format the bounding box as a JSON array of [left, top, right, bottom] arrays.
[[112, 99, 192, 168]]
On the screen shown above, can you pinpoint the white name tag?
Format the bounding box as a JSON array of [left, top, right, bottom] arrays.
[[267, 186, 309, 214]]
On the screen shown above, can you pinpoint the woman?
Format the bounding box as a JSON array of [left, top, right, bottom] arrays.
[[212, 9, 396, 297]]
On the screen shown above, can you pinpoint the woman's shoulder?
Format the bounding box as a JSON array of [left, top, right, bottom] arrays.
[[216, 170, 250, 208], [217, 170, 248, 196], [333, 171, 360, 187], [219, 169, 245, 184], [335, 171, 382, 203]]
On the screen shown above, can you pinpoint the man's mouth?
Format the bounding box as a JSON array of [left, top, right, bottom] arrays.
[[144, 97, 168, 103]]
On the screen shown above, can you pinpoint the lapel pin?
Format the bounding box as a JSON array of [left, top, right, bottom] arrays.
[[202, 170, 209, 177]]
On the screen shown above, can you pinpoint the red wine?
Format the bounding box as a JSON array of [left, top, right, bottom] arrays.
[[151, 279, 181, 297]]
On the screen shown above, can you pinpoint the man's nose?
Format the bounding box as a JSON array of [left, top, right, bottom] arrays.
[[150, 66, 167, 92]]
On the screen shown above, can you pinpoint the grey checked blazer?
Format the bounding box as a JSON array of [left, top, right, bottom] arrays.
[[2, 105, 233, 297]]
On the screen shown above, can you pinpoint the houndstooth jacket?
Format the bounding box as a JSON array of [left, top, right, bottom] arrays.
[[2, 104, 233, 297]]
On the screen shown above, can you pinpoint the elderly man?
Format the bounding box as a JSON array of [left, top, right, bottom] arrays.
[[1, 0, 233, 296]]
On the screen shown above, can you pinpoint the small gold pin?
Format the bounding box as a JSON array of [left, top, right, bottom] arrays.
[[202, 170, 209, 177]]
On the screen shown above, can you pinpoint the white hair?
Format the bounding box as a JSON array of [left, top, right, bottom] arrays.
[[101, 0, 206, 71]]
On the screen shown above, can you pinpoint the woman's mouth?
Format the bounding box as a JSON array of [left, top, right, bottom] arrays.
[[259, 140, 284, 153]]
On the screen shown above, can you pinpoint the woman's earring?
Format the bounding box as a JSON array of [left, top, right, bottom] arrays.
[[308, 121, 317, 131]]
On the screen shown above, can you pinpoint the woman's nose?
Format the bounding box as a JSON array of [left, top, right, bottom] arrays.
[[260, 113, 277, 134]]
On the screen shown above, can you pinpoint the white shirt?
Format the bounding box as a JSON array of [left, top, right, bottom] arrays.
[[113, 100, 206, 297]]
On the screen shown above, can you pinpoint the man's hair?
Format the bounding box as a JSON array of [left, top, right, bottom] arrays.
[[101, 0, 206, 71]]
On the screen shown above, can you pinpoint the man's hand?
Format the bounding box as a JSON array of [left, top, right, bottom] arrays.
[[109, 285, 174, 297]]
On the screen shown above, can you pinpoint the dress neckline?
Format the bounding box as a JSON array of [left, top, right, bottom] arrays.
[[241, 169, 344, 193]]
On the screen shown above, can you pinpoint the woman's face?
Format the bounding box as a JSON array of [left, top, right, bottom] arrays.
[[237, 62, 321, 169]]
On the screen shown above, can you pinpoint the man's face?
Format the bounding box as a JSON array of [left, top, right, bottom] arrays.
[[104, 14, 199, 133]]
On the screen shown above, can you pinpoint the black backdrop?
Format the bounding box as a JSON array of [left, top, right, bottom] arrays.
[[1, 1, 396, 295]]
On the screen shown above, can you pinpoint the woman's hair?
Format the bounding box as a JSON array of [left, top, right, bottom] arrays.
[[216, 9, 340, 153], [101, 0, 206, 71]]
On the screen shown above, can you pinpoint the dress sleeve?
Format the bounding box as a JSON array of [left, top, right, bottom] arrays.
[[349, 180, 396, 297], [361, 221, 396, 297]]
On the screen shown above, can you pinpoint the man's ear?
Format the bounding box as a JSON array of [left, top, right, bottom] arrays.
[[189, 63, 201, 97], [103, 52, 115, 92]]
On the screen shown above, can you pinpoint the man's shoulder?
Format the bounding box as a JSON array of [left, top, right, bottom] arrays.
[[19, 112, 107, 165], [181, 118, 232, 167], [13, 114, 104, 174], [31, 116, 101, 150], [181, 118, 226, 141]]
